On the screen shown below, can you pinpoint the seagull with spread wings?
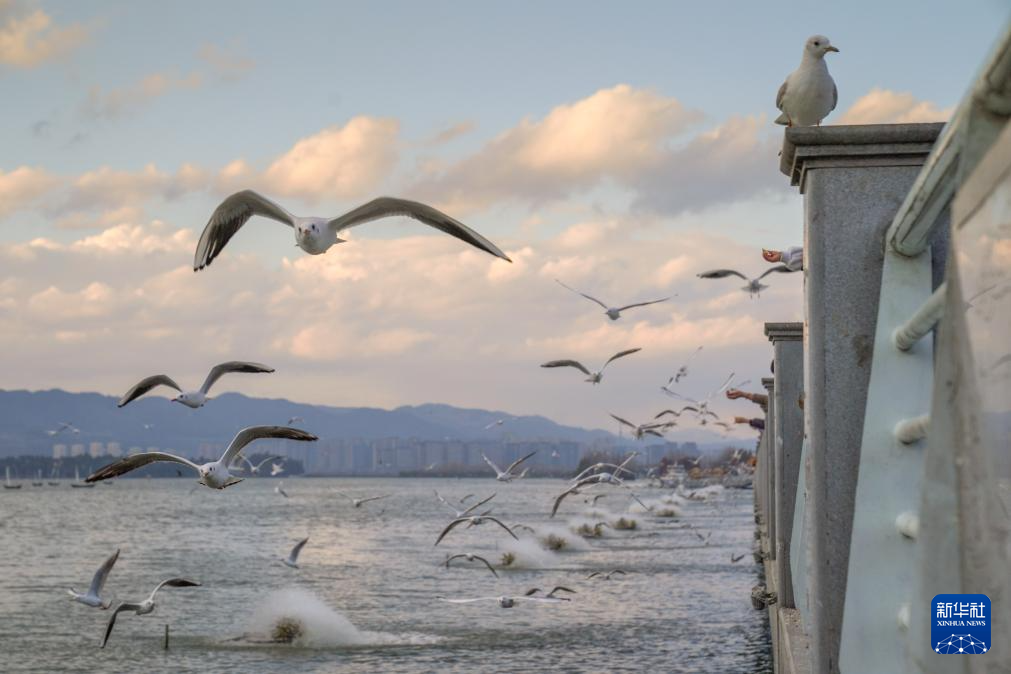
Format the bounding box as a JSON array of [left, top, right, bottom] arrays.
[[85, 426, 317, 489], [666, 346, 703, 386], [193, 190, 511, 271], [610, 414, 667, 441], [482, 451, 536, 482], [445, 553, 499, 578], [335, 492, 390, 508], [696, 266, 795, 297], [232, 454, 280, 476], [117, 361, 274, 409], [100, 578, 201, 648], [282, 537, 309, 569], [541, 348, 641, 385], [435, 515, 518, 546], [435, 491, 496, 518], [555, 279, 669, 321], [68, 549, 120, 609]]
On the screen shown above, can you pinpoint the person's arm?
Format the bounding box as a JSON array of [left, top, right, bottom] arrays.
[[726, 389, 768, 407], [782, 246, 804, 271]]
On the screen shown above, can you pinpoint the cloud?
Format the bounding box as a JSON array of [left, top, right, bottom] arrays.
[[197, 42, 255, 81], [411, 85, 704, 212], [0, 3, 90, 68], [254, 116, 400, 202], [83, 70, 204, 119], [0, 166, 60, 217], [54, 205, 144, 230], [425, 120, 476, 146], [837, 88, 954, 125], [62, 163, 207, 212]]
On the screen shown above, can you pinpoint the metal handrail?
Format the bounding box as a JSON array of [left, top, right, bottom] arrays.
[[892, 282, 946, 351], [894, 414, 930, 444]]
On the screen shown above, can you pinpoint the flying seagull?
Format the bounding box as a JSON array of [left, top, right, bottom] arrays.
[[482, 451, 536, 482], [555, 279, 669, 321], [233, 454, 280, 476], [731, 553, 746, 564], [445, 553, 499, 578], [435, 490, 496, 518], [439, 595, 565, 608], [85, 426, 317, 489], [775, 35, 839, 127], [435, 515, 518, 546], [336, 492, 389, 508], [101, 578, 201, 648], [663, 372, 746, 419], [282, 537, 309, 569], [586, 569, 627, 580], [117, 361, 274, 409], [287, 416, 304, 425], [483, 419, 505, 430], [68, 549, 120, 609], [570, 453, 638, 483], [610, 414, 666, 441], [275, 481, 289, 498], [524, 586, 576, 601], [667, 346, 703, 386], [270, 462, 285, 477], [541, 348, 641, 384], [696, 267, 795, 297], [47, 421, 80, 437], [193, 190, 511, 271]]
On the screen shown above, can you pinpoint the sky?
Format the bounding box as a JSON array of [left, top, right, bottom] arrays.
[[2, 0, 1008, 437]]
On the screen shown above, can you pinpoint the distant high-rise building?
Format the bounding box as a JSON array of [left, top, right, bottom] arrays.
[[106, 442, 122, 457], [70, 443, 85, 457], [88, 442, 105, 458], [52, 444, 68, 459]]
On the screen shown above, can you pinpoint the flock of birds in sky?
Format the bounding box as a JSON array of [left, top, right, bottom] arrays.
[[56, 34, 841, 647]]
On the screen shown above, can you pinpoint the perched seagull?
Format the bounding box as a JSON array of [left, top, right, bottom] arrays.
[[696, 267, 795, 297], [610, 414, 666, 441], [439, 595, 565, 608], [667, 346, 703, 386], [525, 586, 576, 601], [336, 492, 389, 508], [775, 35, 839, 127], [445, 553, 499, 578], [435, 490, 496, 518], [731, 553, 746, 564], [483, 419, 505, 430], [68, 549, 120, 609], [282, 537, 309, 569], [555, 279, 669, 321], [541, 348, 641, 385], [270, 462, 285, 477], [193, 191, 511, 271], [275, 481, 289, 498], [287, 416, 304, 425], [482, 451, 536, 482], [117, 361, 274, 408], [234, 455, 280, 476], [586, 570, 627, 580], [101, 578, 201, 648], [435, 515, 518, 546], [85, 426, 317, 489]]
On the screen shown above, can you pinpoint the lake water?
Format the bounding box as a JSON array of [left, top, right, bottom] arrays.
[[0, 477, 770, 673]]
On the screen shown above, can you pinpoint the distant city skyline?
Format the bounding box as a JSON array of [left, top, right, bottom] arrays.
[[2, 2, 1006, 435]]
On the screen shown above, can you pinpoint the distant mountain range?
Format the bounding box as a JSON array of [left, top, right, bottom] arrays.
[[0, 388, 739, 458]]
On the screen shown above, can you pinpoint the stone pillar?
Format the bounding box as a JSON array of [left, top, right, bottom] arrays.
[[761, 377, 777, 562], [765, 322, 803, 611], [780, 123, 942, 674]]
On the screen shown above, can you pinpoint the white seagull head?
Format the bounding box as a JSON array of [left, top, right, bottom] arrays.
[[295, 217, 341, 255], [804, 35, 838, 59]]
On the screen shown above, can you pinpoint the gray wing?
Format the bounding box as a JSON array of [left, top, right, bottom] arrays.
[[555, 279, 608, 310], [615, 452, 638, 471], [472, 555, 499, 578], [505, 451, 536, 474], [540, 360, 591, 376], [697, 269, 748, 281], [461, 492, 496, 516], [831, 80, 838, 111], [86, 452, 199, 482], [118, 375, 182, 407], [253, 455, 282, 470], [199, 361, 274, 394], [757, 264, 795, 280], [289, 537, 309, 563], [194, 190, 295, 271], [327, 197, 510, 261], [609, 414, 637, 429], [483, 516, 519, 540], [435, 518, 470, 546], [602, 348, 641, 371], [551, 485, 580, 517], [101, 603, 141, 648], [150, 577, 201, 600], [221, 426, 317, 466], [615, 298, 669, 312], [481, 453, 503, 474], [776, 79, 788, 111], [654, 410, 680, 419], [88, 549, 120, 597], [644, 429, 665, 438]]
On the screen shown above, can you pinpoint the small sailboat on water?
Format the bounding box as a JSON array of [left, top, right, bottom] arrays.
[[4, 466, 22, 490], [48, 461, 61, 486], [32, 469, 43, 487], [70, 466, 95, 489]]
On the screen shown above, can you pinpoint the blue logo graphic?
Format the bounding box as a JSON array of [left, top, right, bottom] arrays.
[[931, 594, 991, 655]]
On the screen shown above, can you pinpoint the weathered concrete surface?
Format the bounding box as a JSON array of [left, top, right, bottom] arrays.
[[762, 377, 777, 561], [766, 322, 803, 610], [780, 123, 942, 674]]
